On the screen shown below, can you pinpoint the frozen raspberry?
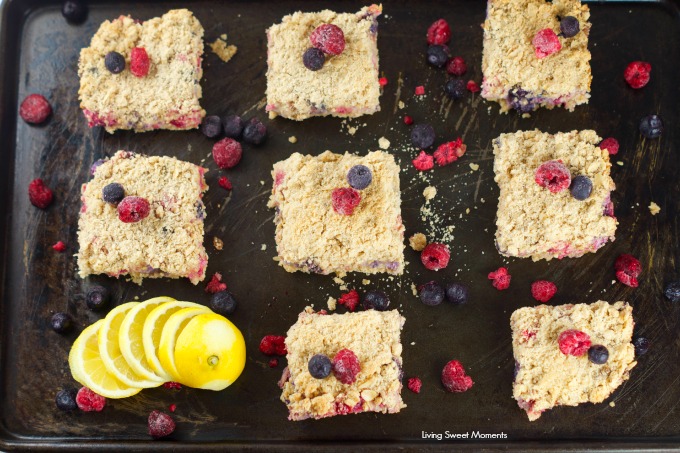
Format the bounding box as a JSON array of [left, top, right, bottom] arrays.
[[148, 410, 175, 438], [259, 335, 287, 356], [117, 196, 150, 223], [532, 29, 561, 59], [28, 178, 53, 209], [403, 115, 414, 125], [269, 358, 279, 368], [20, 94, 52, 124], [427, 19, 451, 45], [407, 377, 422, 394], [212, 138, 242, 169], [338, 289, 360, 311], [52, 241, 66, 252], [130, 47, 150, 77], [332, 348, 361, 384], [421, 243, 450, 271], [218, 176, 233, 191], [434, 138, 467, 166], [331, 188, 361, 215], [441, 360, 474, 393], [599, 137, 619, 155], [205, 272, 227, 294], [310, 24, 345, 55], [413, 151, 434, 171], [488, 267, 511, 290], [415, 86, 425, 96], [379, 77, 388, 87], [446, 56, 467, 76], [163, 382, 182, 390], [169, 404, 177, 412], [535, 160, 571, 194], [466, 80, 481, 93], [76, 387, 106, 412], [615, 254, 641, 288], [558, 330, 591, 356], [531, 280, 557, 302], [624, 61, 651, 89]]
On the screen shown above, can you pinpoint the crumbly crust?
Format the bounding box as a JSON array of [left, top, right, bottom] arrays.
[[78, 9, 206, 133], [268, 150, 405, 275], [511, 301, 636, 421], [280, 307, 405, 420], [265, 5, 382, 121], [77, 151, 208, 284], [481, 0, 592, 112], [493, 130, 617, 261]]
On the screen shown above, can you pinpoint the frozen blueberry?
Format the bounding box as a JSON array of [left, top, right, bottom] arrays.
[[633, 337, 650, 356], [85, 285, 110, 311], [587, 345, 609, 365], [570, 175, 593, 201], [419, 281, 445, 306], [55, 388, 78, 411], [508, 86, 535, 113], [308, 354, 332, 379], [222, 114, 244, 139], [200, 115, 223, 138], [51, 312, 73, 334], [362, 290, 390, 311], [426, 45, 449, 68], [243, 118, 267, 145], [445, 282, 469, 305], [347, 165, 372, 190], [62, 0, 87, 24], [560, 16, 580, 38], [639, 115, 663, 138], [104, 51, 125, 74], [303, 48, 325, 71], [411, 123, 435, 149], [210, 291, 237, 316], [444, 79, 466, 100], [665, 281, 680, 303], [102, 183, 125, 204]]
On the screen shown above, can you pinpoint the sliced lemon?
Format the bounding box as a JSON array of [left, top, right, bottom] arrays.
[[174, 313, 246, 391], [68, 319, 141, 399], [158, 306, 211, 381], [119, 296, 175, 383]]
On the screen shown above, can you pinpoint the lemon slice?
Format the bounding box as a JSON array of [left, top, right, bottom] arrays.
[[68, 319, 141, 399], [158, 306, 211, 381], [174, 313, 246, 391], [119, 296, 175, 383]]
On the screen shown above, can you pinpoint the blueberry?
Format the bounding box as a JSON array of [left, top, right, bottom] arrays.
[[426, 45, 449, 68], [444, 79, 466, 100], [210, 291, 237, 316], [308, 354, 332, 379], [303, 48, 325, 71], [633, 337, 650, 356], [102, 183, 125, 204], [639, 115, 664, 139], [362, 290, 390, 311], [570, 175, 593, 201], [200, 115, 222, 138], [445, 282, 469, 305], [104, 51, 125, 74], [243, 118, 267, 145], [55, 388, 78, 411], [347, 165, 372, 190], [411, 123, 435, 149], [665, 281, 680, 303], [51, 312, 73, 334], [513, 360, 520, 381], [86, 285, 110, 311], [419, 281, 445, 306], [587, 345, 609, 365], [508, 86, 535, 113], [222, 114, 244, 139], [560, 16, 580, 38], [62, 0, 87, 24]]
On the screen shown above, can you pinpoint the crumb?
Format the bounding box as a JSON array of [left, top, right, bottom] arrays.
[[209, 34, 238, 63], [423, 186, 437, 202], [348, 126, 357, 135], [609, 401, 616, 407], [213, 236, 224, 250], [521, 113, 531, 119], [649, 202, 661, 215], [261, 244, 267, 251], [410, 283, 418, 296], [362, 279, 370, 285], [327, 297, 337, 311], [288, 136, 297, 144], [465, 208, 470, 214], [469, 163, 479, 171], [378, 137, 390, 150], [333, 276, 345, 285], [398, 100, 405, 109], [617, 161, 624, 166], [409, 233, 427, 251], [410, 341, 416, 346]]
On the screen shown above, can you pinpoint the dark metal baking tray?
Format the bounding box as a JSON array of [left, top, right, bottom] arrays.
[[1, 0, 679, 450]]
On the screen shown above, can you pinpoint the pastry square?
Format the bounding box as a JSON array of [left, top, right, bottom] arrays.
[[77, 151, 208, 284], [493, 130, 617, 261], [78, 9, 206, 133], [265, 5, 382, 120]]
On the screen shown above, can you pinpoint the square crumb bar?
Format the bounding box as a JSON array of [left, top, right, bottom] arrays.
[[268, 151, 405, 275], [78, 9, 206, 133], [77, 151, 208, 284], [279, 307, 406, 421], [511, 301, 636, 421], [493, 130, 617, 261], [481, 0, 592, 113], [265, 5, 382, 121]]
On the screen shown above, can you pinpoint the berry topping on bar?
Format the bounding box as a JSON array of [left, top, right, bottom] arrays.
[[531, 280, 557, 303], [615, 254, 641, 288], [588, 345, 609, 365], [444, 79, 466, 100], [338, 289, 360, 311], [411, 123, 436, 149], [624, 61, 651, 89], [347, 165, 373, 190], [85, 285, 110, 311], [222, 114, 244, 139], [426, 19, 451, 45], [242, 117, 267, 145], [446, 56, 467, 76], [260, 335, 287, 356], [303, 47, 325, 71], [102, 183, 125, 204], [558, 330, 591, 356], [51, 312, 73, 334], [434, 138, 466, 166], [210, 291, 237, 316], [664, 281, 680, 303], [212, 138, 242, 169], [535, 160, 571, 194], [20, 94, 52, 124], [104, 51, 125, 74], [488, 267, 511, 290], [362, 290, 390, 311], [62, 0, 87, 24], [310, 24, 346, 56], [445, 282, 469, 305], [639, 114, 663, 139], [599, 137, 620, 155], [332, 348, 360, 384], [117, 196, 150, 223], [55, 388, 78, 411], [421, 243, 450, 271], [200, 115, 223, 138], [148, 410, 175, 439], [308, 354, 332, 379], [331, 188, 361, 215], [570, 175, 593, 200], [76, 387, 106, 412], [532, 29, 562, 59], [412, 151, 434, 171], [441, 360, 474, 393], [28, 178, 54, 209], [130, 47, 150, 77], [419, 281, 445, 306], [633, 337, 650, 356], [559, 16, 580, 38], [427, 45, 449, 68]]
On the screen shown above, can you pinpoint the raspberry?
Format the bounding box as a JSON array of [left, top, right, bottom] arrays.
[[163, 382, 182, 390], [212, 138, 242, 169], [52, 241, 66, 252], [205, 272, 227, 294], [379, 77, 388, 87], [259, 335, 287, 356], [414, 86, 425, 96], [421, 243, 450, 271], [412, 151, 434, 171], [446, 56, 467, 76], [218, 176, 233, 191], [117, 196, 150, 223], [20, 94, 52, 124], [531, 280, 557, 302], [535, 160, 571, 194], [148, 410, 175, 438], [76, 387, 106, 412], [169, 404, 177, 412], [599, 137, 619, 155], [403, 115, 414, 125], [130, 47, 150, 77], [310, 24, 345, 55], [407, 377, 422, 394], [558, 330, 591, 356], [434, 138, 467, 166], [532, 29, 561, 59], [332, 348, 361, 384], [427, 19, 451, 45], [624, 61, 651, 89], [488, 267, 511, 290], [331, 188, 361, 215], [28, 178, 54, 209], [615, 254, 641, 287], [441, 360, 474, 393], [466, 80, 481, 93], [338, 289, 360, 311], [269, 358, 279, 368]]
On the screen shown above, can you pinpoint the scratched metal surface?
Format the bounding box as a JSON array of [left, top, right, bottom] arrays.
[[1, 0, 679, 450]]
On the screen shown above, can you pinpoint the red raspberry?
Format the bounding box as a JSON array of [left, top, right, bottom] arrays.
[[441, 360, 474, 393], [213, 138, 242, 169], [412, 151, 434, 171], [415, 86, 425, 96], [407, 377, 422, 394], [163, 382, 182, 390], [532, 29, 561, 59], [117, 196, 150, 223], [421, 243, 450, 271], [599, 137, 620, 155], [331, 188, 361, 215], [558, 330, 591, 356], [332, 348, 361, 384], [427, 19, 451, 45], [148, 410, 175, 438], [310, 24, 345, 55], [169, 404, 177, 412], [624, 61, 651, 89], [205, 272, 227, 294], [446, 56, 467, 76], [19, 94, 52, 124], [531, 280, 557, 302], [403, 115, 414, 125], [338, 289, 360, 311], [379, 77, 388, 87], [259, 335, 287, 356], [433, 138, 467, 166], [535, 160, 571, 194], [76, 387, 106, 412], [28, 178, 54, 209], [218, 176, 233, 191], [615, 254, 641, 288], [130, 47, 150, 77], [488, 267, 511, 290], [269, 358, 279, 368], [52, 241, 66, 252], [466, 80, 481, 93]]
